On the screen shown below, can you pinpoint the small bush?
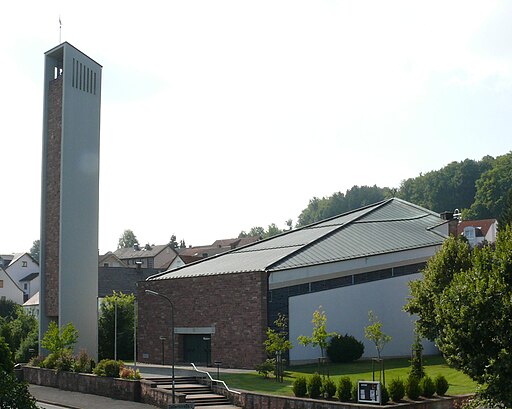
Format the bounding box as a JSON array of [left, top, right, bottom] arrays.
[[93, 359, 123, 377], [322, 376, 336, 399], [388, 378, 405, 402], [54, 350, 74, 372], [292, 376, 307, 397], [326, 334, 364, 363], [40, 353, 59, 369], [307, 373, 322, 399], [73, 350, 95, 373], [435, 374, 449, 396], [380, 385, 389, 404], [255, 359, 275, 378], [28, 355, 45, 367], [406, 375, 421, 400], [420, 375, 436, 398], [337, 376, 352, 402], [119, 366, 141, 380]]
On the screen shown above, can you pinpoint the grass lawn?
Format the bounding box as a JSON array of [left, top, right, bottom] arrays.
[[219, 356, 477, 397]]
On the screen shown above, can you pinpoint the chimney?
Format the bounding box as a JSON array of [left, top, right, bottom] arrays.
[[441, 211, 459, 237]]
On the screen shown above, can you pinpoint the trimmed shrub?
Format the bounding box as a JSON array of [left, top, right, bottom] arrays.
[[307, 373, 322, 399], [337, 376, 352, 402], [28, 355, 45, 367], [255, 359, 275, 378], [351, 381, 359, 402], [327, 334, 364, 363], [93, 359, 123, 377], [435, 374, 449, 396], [388, 378, 405, 402], [73, 350, 95, 373], [292, 376, 307, 397], [119, 366, 141, 380], [322, 376, 336, 399], [420, 375, 436, 398], [54, 350, 74, 372], [381, 385, 389, 404], [406, 375, 421, 400], [40, 353, 59, 369]]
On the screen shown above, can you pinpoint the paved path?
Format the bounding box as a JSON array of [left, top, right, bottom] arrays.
[[30, 384, 159, 409]]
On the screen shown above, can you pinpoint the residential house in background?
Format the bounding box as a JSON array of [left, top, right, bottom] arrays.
[[457, 219, 498, 248], [114, 244, 179, 269], [0, 254, 14, 269], [23, 292, 39, 317], [5, 253, 39, 302], [99, 251, 127, 268], [0, 267, 24, 304], [178, 236, 260, 260]]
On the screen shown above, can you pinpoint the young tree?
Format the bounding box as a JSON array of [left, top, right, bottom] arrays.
[[41, 321, 78, 355], [405, 226, 512, 407], [264, 314, 293, 382], [298, 306, 337, 361], [98, 292, 135, 360], [364, 311, 391, 360], [118, 229, 139, 249]]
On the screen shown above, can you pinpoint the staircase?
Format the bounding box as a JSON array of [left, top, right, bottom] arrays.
[[146, 376, 234, 407]]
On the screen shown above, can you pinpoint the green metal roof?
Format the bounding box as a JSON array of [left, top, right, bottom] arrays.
[[149, 198, 446, 281]]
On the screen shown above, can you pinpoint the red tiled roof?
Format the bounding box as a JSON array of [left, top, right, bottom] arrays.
[[457, 219, 497, 236]]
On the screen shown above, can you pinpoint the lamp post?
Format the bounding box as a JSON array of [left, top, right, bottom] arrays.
[[145, 289, 175, 404]]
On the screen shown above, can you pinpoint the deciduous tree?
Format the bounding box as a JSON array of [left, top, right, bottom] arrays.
[[405, 226, 512, 407], [118, 229, 139, 249], [298, 306, 337, 360]]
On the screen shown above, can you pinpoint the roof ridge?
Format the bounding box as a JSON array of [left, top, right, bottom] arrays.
[[264, 199, 393, 271]]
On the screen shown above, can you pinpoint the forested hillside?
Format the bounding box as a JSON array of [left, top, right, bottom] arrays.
[[296, 152, 512, 227]]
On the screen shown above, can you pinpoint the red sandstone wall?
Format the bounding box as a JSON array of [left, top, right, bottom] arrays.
[[138, 271, 268, 369], [44, 76, 62, 318]]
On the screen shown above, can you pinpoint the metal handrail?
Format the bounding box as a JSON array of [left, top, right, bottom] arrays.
[[190, 363, 241, 395]]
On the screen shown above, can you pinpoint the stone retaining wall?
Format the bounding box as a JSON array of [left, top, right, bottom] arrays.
[[23, 366, 140, 401], [210, 383, 473, 409]]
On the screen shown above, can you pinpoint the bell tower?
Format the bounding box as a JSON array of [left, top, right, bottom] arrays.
[[40, 42, 102, 359]]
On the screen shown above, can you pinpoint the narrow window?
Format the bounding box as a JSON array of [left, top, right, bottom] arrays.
[[79, 62, 83, 90], [22, 261, 27, 267], [93, 72, 97, 95], [0, 280, 3, 288], [72, 58, 75, 87]]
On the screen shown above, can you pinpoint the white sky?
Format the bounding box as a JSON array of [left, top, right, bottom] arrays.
[[1, 1, 511, 254]]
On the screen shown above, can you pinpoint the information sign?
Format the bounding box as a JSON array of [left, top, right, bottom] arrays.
[[357, 381, 381, 404]]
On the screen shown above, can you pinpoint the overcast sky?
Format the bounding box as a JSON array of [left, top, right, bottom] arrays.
[[1, 1, 511, 254]]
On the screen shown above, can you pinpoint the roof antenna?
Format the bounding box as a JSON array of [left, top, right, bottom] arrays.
[[59, 16, 62, 43]]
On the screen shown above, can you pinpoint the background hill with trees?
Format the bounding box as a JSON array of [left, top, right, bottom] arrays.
[[240, 151, 512, 237]]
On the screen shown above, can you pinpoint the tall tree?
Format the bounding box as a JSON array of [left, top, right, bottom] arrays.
[[29, 240, 40, 263], [464, 152, 512, 220], [169, 234, 178, 249], [118, 229, 139, 249], [98, 292, 135, 360], [405, 227, 512, 407], [296, 185, 391, 227], [499, 188, 512, 228]]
